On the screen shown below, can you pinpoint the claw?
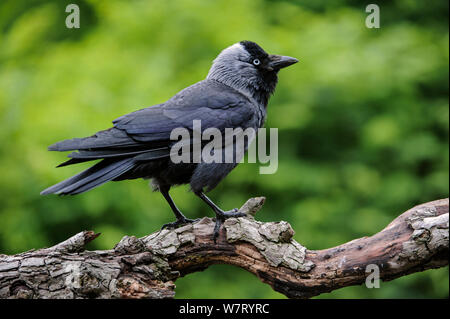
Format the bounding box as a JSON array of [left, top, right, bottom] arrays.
[[161, 217, 200, 230]]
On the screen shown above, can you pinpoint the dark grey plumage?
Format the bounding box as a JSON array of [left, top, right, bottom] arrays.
[[41, 41, 298, 238]]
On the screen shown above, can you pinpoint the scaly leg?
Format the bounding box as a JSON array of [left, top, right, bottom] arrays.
[[160, 186, 199, 229]]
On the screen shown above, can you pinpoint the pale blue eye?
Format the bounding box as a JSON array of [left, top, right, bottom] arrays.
[[253, 59, 261, 66]]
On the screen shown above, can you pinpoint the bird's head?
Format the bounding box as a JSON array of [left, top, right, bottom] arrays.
[[207, 41, 298, 105]]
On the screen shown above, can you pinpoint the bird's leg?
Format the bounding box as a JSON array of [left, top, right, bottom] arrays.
[[160, 186, 199, 230], [195, 191, 246, 241]]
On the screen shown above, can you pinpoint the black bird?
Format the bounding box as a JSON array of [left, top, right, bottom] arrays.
[[41, 41, 298, 238]]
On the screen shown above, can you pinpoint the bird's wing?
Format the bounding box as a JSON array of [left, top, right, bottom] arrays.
[[48, 126, 143, 151], [48, 81, 255, 165], [48, 102, 175, 151], [115, 80, 256, 142], [47, 103, 173, 165]]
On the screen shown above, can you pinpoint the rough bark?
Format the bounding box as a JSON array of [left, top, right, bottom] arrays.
[[0, 197, 448, 299]]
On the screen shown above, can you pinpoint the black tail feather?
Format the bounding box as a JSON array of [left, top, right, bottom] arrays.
[[41, 158, 135, 196]]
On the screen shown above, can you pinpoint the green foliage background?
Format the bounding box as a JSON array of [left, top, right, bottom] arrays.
[[0, 0, 448, 298]]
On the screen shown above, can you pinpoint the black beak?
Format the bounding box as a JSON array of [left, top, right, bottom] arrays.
[[268, 55, 298, 71]]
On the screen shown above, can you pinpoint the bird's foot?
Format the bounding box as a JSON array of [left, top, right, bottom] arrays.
[[161, 217, 200, 230], [213, 209, 246, 242]]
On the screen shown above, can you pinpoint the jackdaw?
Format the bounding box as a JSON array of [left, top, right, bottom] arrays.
[[41, 41, 298, 239]]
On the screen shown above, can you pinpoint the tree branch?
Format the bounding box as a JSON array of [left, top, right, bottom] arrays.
[[0, 197, 448, 299]]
